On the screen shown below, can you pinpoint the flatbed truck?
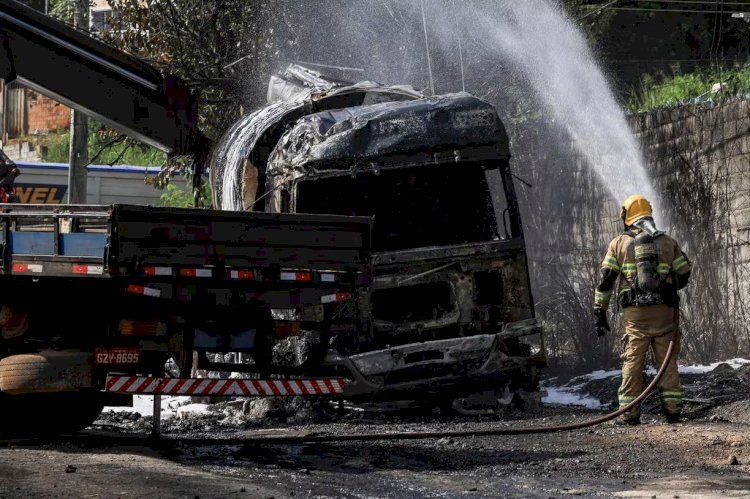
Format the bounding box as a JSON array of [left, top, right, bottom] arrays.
[[0, 203, 372, 433]]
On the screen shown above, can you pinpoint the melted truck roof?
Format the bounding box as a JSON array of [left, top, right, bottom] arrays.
[[266, 93, 511, 179]]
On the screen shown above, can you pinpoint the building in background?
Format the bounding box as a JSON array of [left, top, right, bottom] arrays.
[[90, 0, 119, 33], [14, 162, 186, 205], [0, 0, 120, 145]]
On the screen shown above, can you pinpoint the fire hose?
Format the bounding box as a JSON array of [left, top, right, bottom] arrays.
[[0, 330, 677, 447], [0, 339, 676, 447], [236, 337, 677, 444]]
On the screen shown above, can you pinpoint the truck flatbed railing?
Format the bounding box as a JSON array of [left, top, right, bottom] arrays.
[[0, 204, 373, 282]]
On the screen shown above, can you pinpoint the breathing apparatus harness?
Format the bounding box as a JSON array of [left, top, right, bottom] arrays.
[[619, 215, 676, 308]]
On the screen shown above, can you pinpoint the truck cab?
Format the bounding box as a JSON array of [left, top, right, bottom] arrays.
[[260, 93, 546, 409]]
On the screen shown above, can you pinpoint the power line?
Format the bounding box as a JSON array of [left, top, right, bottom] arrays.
[[717, 0, 726, 80], [626, 0, 750, 4], [575, 0, 744, 20], [578, 0, 620, 21], [612, 7, 740, 13], [607, 58, 748, 63]]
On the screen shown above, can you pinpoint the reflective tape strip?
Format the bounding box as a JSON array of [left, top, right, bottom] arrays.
[[72, 264, 104, 275], [594, 290, 612, 304], [106, 375, 130, 392], [126, 285, 161, 298], [602, 255, 620, 272], [280, 271, 312, 282], [635, 245, 656, 258], [657, 263, 671, 275], [672, 255, 689, 271], [229, 269, 254, 280], [180, 268, 213, 278], [321, 292, 354, 304], [144, 266, 173, 276], [319, 273, 337, 283], [661, 391, 683, 400], [621, 263, 636, 272], [618, 392, 637, 405], [12, 263, 43, 273], [104, 375, 348, 396]]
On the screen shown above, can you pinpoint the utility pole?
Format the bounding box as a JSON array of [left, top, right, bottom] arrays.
[[67, 0, 88, 204]]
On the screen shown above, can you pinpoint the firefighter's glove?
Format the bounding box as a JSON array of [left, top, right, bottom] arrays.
[[594, 308, 610, 338]]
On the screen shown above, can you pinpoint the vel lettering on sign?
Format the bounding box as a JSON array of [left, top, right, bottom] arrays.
[[15, 186, 64, 204]]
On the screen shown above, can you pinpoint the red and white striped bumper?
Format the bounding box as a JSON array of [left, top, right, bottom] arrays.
[[105, 374, 348, 396]]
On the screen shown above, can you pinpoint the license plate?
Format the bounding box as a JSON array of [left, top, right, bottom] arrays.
[[95, 347, 141, 365]]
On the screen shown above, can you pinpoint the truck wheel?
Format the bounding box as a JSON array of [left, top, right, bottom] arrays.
[[0, 351, 94, 395], [0, 391, 103, 436]]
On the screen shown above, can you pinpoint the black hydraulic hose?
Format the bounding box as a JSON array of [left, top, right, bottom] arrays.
[[234, 337, 678, 444]]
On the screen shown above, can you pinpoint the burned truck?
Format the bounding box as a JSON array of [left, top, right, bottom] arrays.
[[210, 67, 545, 411]]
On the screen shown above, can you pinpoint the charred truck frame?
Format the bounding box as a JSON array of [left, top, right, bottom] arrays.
[[210, 68, 546, 411]]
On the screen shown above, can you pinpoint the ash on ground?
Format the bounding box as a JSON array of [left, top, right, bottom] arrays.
[[95, 360, 750, 434]]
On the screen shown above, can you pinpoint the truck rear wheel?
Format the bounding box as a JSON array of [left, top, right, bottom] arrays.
[[0, 391, 103, 436], [0, 351, 94, 395]]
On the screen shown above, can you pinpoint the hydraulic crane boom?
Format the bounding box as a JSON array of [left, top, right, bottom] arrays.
[[0, 0, 206, 158]]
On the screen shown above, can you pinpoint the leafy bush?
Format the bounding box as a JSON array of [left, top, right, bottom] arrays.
[[627, 66, 750, 113], [40, 129, 166, 166], [157, 180, 212, 208]]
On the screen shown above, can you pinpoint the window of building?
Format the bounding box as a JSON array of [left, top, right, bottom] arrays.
[[90, 8, 121, 33]]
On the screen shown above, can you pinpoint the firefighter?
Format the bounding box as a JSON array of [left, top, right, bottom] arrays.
[[594, 194, 691, 425]]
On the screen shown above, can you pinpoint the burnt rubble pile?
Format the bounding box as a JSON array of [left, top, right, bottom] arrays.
[[95, 396, 336, 434], [95, 363, 750, 433]]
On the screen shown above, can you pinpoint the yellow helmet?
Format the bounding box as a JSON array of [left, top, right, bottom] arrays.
[[621, 194, 652, 226]]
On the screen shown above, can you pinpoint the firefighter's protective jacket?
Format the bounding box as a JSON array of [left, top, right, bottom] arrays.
[[594, 231, 691, 310]]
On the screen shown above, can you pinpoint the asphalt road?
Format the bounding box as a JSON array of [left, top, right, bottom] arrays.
[[2, 411, 750, 498]]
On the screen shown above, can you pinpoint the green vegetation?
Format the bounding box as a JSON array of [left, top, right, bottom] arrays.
[[40, 129, 166, 166], [157, 180, 212, 208], [627, 66, 750, 113]]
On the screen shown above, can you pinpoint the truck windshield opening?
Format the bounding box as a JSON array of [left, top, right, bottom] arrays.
[[296, 164, 500, 252]]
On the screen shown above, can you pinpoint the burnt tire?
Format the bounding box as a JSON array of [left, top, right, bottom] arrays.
[[511, 389, 541, 412], [0, 351, 94, 395], [0, 391, 104, 436], [510, 366, 541, 412]]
